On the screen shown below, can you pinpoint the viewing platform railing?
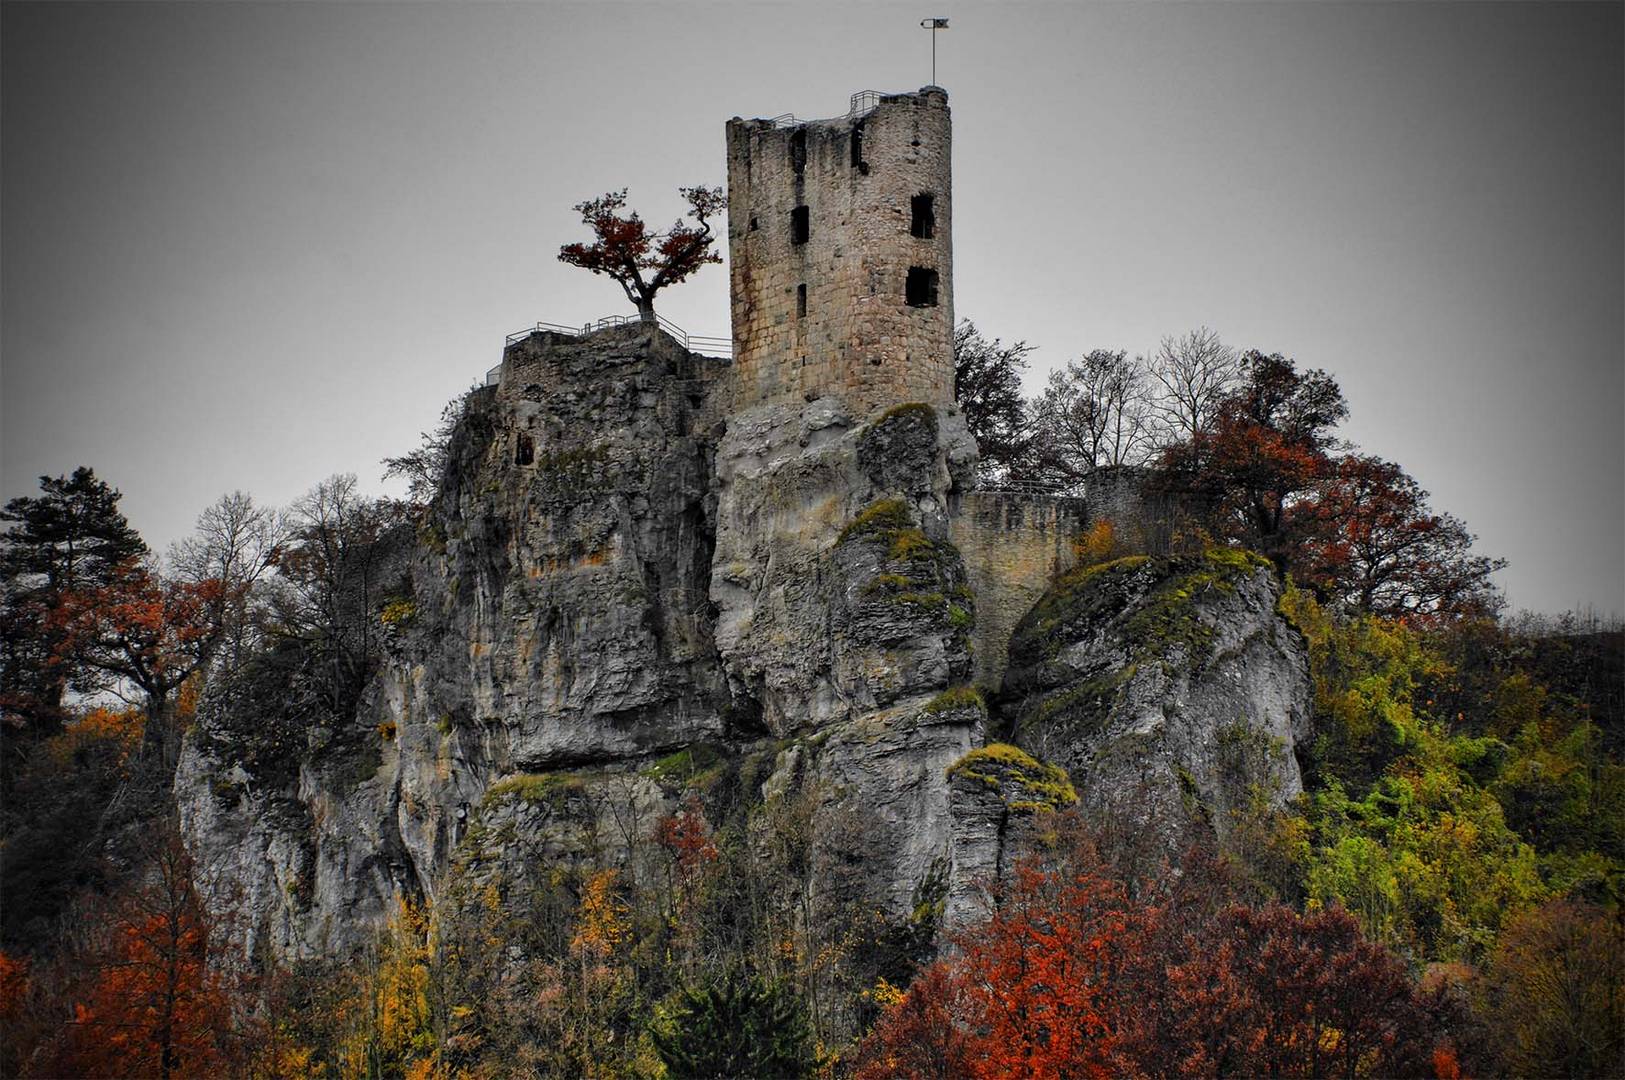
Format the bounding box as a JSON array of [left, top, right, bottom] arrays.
[[767, 89, 890, 130], [490, 313, 732, 386]]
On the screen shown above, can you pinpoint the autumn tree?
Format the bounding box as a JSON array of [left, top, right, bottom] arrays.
[[1297, 454, 1504, 620], [50, 561, 229, 773], [0, 468, 147, 754], [558, 185, 726, 323], [1156, 350, 1347, 569], [34, 821, 238, 1079], [1479, 898, 1624, 1077], [952, 320, 1034, 483]]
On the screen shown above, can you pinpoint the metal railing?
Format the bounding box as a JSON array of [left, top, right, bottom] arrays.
[[765, 89, 893, 130], [849, 90, 884, 118], [494, 313, 732, 386]]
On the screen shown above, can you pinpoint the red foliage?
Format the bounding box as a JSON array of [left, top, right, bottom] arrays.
[[857, 860, 1147, 1079], [1298, 454, 1504, 620], [558, 186, 725, 320], [860, 848, 1458, 1080]]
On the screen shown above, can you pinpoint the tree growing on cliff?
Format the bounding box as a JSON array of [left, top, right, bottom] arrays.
[[1155, 351, 1347, 569], [558, 186, 726, 323], [952, 321, 1034, 482]]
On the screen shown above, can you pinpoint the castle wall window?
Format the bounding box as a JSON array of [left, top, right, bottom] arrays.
[[749, 216, 759, 231], [791, 205, 810, 245], [850, 124, 865, 170], [911, 193, 935, 239], [515, 433, 535, 466], [797, 283, 807, 318], [906, 267, 939, 307], [790, 129, 806, 174]]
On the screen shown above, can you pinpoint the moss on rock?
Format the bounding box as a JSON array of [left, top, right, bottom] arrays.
[[948, 743, 1077, 813]]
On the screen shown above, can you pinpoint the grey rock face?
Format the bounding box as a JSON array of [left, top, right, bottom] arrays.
[[709, 397, 985, 918], [178, 326, 730, 959], [943, 742, 1078, 930], [710, 399, 978, 734], [999, 550, 1311, 846]]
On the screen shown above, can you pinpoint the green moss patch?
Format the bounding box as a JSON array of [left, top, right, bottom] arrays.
[[483, 771, 588, 810], [922, 685, 987, 717], [948, 743, 1078, 813], [641, 742, 728, 788]]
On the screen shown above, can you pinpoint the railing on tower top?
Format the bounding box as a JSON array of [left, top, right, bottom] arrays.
[[491, 313, 732, 385], [767, 90, 890, 130]]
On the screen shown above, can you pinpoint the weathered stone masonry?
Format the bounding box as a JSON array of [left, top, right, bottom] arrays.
[[727, 88, 954, 418]]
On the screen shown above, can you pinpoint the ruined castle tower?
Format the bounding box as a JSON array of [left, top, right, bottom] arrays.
[[725, 87, 953, 417]]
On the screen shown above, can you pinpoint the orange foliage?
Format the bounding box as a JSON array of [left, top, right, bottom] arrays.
[[859, 849, 1458, 1080], [856, 860, 1145, 1079]]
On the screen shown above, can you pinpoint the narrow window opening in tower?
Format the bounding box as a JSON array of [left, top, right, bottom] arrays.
[[906, 267, 939, 307], [911, 194, 935, 239], [790, 129, 806, 174], [797, 284, 807, 318], [515, 433, 535, 466], [850, 124, 864, 169], [749, 216, 759, 231], [791, 206, 810, 245]]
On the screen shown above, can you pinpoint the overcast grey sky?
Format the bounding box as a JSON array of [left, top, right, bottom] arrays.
[[3, 1, 1621, 616]]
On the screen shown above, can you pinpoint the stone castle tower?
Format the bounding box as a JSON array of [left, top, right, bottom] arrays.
[[725, 87, 953, 417]]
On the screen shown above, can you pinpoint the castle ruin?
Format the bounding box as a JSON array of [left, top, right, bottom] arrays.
[[726, 88, 954, 417]]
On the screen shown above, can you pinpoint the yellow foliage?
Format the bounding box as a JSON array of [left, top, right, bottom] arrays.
[[570, 869, 630, 962]]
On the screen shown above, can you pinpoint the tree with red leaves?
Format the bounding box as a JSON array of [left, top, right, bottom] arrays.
[[32, 823, 238, 1079], [51, 560, 230, 772], [856, 859, 1147, 1079], [558, 186, 726, 323], [859, 844, 1462, 1080], [1157, 351, 1347, 566], [1297, 454, 1505, 620]]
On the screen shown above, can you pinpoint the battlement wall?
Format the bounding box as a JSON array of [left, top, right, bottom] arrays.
[[950, 491, 1086, 690], [726, 88, 953, 418]]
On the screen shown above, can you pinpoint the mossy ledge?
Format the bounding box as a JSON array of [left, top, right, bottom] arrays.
[[1015, 547, 1272, 671], [922, 684, 987, 717], [947, 743, 1078, 813], [482, 771, 588, 809]]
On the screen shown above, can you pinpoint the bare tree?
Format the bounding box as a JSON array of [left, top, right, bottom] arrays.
[[1147, 327, 1241, 444], [168, 492, 284, 677], [1030, 350, 1155, 493]]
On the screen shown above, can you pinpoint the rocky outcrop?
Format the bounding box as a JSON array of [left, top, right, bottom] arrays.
[[999, 549, 1311, 845], [176, 326, 1307, 971], [178, 325, 731, 959], [709, 396, 986, 914], [944, 741, 1078, 929]]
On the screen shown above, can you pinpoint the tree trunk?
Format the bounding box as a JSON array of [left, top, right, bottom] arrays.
[[635, 297, 657, 324]]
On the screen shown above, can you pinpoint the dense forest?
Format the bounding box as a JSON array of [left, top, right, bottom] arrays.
[[1, 327, 1619, 1079]]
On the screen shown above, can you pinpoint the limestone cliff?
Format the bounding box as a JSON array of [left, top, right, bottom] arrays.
[[175, 326, 1309, 966], [999, 549, 1311, 845]]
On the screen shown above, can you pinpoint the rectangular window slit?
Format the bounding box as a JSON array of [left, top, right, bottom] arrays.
[[791, 205, 810, 245], [906, 267, 939, 308], [796, 284, 807, 318], [515, 433, 535, 466], [850, 124, 864, 169], [911, 193, 935, 239], [790, 129, 806, 174]]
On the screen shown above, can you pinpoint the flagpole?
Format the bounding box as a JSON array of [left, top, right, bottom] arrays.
[[921, 18, 949, 86]]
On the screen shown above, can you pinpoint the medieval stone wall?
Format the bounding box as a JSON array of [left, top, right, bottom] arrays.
[[950, 491, 1086, 690], [726, 88, 953, 418]]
